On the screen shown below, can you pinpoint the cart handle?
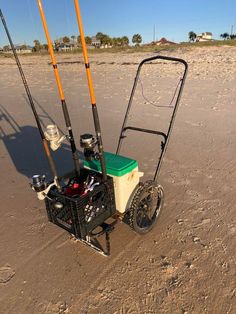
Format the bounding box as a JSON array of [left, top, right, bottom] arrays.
[[138, 55, 188, 69], [122, 126, 167, 142], [116, 55, 188, 181]]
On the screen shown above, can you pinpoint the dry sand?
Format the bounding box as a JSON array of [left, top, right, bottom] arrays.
[[0, 46, 236, 313]]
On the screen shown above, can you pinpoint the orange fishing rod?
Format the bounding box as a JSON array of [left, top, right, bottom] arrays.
[[37, 0, 80, 177], [74, 0, 107, 180]]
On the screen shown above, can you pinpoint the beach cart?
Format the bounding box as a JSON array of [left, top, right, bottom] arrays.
[[0, 1, 188, 256]]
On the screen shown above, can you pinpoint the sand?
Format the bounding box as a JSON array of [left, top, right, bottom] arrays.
[[0, 46, 236, 313]]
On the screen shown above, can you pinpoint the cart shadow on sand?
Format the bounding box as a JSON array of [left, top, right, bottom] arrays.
[[0, 101, 83, 180]]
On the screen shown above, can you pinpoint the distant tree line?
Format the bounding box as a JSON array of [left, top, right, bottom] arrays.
[[34, 32, 143, 50], [2, 41, 48, 52], [93, 32, 143, 46], [95, 32, 130, 46], [2, 32, 143, 52], [220, 32, 236, 40], [79, 32, 142, 46]]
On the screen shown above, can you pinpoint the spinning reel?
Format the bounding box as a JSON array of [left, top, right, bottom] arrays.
[[44, 125, 66, 151], [80, 133, 99, 161]]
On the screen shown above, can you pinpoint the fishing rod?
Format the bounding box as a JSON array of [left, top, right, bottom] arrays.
[[0, 8, 61, 190], [37, 0, 80, 178], [74, 0, 107, 181]]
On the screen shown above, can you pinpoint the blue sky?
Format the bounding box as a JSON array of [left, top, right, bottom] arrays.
[[0, 0, 236, 47]]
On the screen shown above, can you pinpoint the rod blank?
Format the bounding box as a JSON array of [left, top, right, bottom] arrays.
[[0, 8, 60, 189], [74, 0, 107, 181]]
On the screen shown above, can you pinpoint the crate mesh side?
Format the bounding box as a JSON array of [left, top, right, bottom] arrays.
[[45, 176, 116, 239]]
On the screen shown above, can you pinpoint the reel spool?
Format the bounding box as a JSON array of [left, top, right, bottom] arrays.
[[31, 174, 56, 200], [31, 175, 46, 192], [44, 125, 66, 151], [80, 133, 98, 161]]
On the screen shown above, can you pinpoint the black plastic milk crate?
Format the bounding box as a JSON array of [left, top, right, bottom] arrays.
[[45, 176, 116, 239]]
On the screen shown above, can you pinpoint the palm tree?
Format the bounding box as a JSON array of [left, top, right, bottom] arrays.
[[122, 36, 129, 46], [43, 44, 49, 51], [71, 35, 76, 46], [85, 36, 92, 45], [188, 31, 197, 42], [33, 39, 41, 52], [114, 37, 122, 46], [96, 32, 111, 45], [34, 39, 40, 46], [54, 39, 59, 50], [96, 32, 104, 41], [77, 35, 81, 44], [62, 36, 70, 44], [132, 34, 142, 46]]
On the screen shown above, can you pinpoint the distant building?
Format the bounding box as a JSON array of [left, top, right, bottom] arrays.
[[196, 32, 213, 42], [154, 37, 177, 46], [91, 36, 101, 48], [15, 45, 32, 53], [56, 43, 74, 52], [3, 44, 32, 54], [53, 38, 75, 51], [100, 44, 113, 49]]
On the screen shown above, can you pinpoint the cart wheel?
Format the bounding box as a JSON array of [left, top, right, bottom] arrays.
[[126, 180, 164, 234]]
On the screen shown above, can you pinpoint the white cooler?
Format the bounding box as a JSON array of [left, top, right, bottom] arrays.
[[84, 152, 143, 213]]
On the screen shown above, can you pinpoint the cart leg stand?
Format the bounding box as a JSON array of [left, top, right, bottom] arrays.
[[75, 221, 118, 256]]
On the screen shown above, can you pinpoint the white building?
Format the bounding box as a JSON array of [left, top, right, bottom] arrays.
[[91, 36, 101, 48], [15, 45, 32, 53], [56, 43, 74, 52], [3, 45, 32, 54], [196, 32, 213, 42]]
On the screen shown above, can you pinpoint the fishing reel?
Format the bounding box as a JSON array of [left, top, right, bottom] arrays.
[[44, 125, 66, 151], [80, 133, 99, 161], [30, 174, 56, 201]]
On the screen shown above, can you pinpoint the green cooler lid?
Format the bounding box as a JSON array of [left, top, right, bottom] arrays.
[[84, 152, 138, 177]]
